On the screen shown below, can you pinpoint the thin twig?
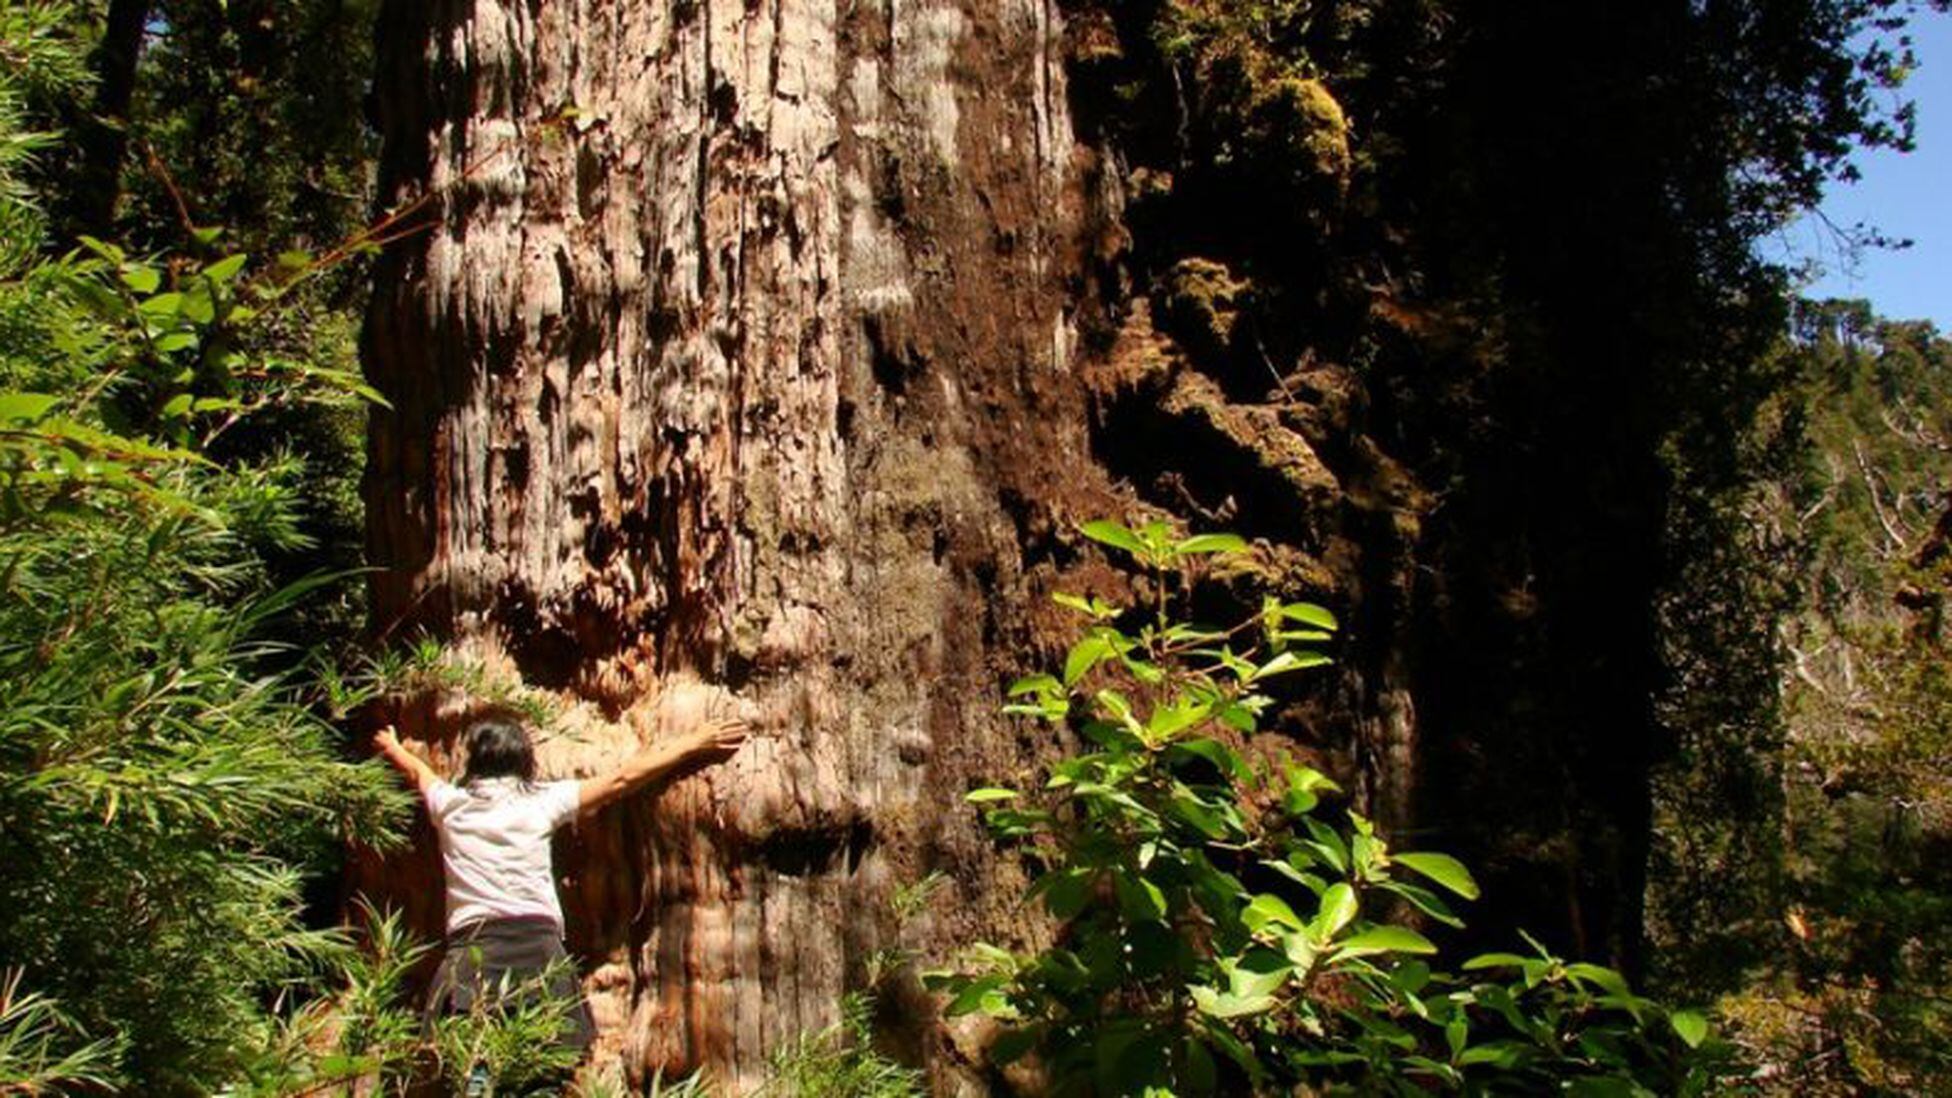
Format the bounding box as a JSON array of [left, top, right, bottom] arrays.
[[137, 137, 198, 243]]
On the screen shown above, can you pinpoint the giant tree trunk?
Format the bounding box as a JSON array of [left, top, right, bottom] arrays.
[[359, 0, 1418, 1088], [362, 0, 1101, 1086]]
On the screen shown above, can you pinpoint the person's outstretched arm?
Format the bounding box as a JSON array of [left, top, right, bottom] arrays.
[[373, 725, 442, 795], [577, 716, 748, 816]]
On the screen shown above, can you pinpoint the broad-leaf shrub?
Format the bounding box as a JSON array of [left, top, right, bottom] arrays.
[[931, 520, 1743, 1095]]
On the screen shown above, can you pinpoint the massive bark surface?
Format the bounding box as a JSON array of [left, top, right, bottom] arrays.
[[359, 0, 1416, 1088]]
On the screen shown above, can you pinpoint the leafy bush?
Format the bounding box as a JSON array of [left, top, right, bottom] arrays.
[[427, 969, 586, 1097], [0, 12, 405, 1090], [221, 903, 593, 1098], [931, 519, 1742, 1095], [220, 904, 427, 1096], [0, 968, 121, 1093]]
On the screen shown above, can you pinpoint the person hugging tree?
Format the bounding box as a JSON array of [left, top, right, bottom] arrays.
[[372, 709, 748, 1093]]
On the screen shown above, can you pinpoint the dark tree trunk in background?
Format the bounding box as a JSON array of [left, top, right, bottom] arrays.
[[65, 0, 149, 234], [1400, 0, 1699, 977]]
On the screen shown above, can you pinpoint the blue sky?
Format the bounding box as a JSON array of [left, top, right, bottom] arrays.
[[1775, 11, 1952, 330]]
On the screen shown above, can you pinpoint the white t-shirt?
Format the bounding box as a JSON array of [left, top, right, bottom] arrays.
[[424, 777, 582, 935]]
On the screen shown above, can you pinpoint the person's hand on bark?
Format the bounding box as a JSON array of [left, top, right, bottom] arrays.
[[687, 715, 747, 764], [372, 724, 438, 792]]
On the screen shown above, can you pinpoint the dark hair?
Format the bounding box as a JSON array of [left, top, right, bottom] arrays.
[[459, 718, 537, 789]]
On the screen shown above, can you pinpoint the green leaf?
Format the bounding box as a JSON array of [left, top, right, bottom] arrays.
[[1007, 674, 1060, 697], [945, 974, 1007, 1017], [138, 291, 184, 318], [1096, 688, 1142, 733], [1669, 1009, 1708, 1049], [1401, 1056, 1461, 1085], [1461, 952, 1532, 971], [201, 254, 248, 283], [1259, 857, 1323, 894], [1281, 762, 1338, 815], [0, 392, 59, 422], [1393, 960, 1432, 998], [1169, 737, 1248, 781], [1079, 719, 1142, 753], [1039, 869, 1092, 919], [75, 234, 125, 263], [1242, 893, 1305, 934], [1052, 592, 1092, 615], [1199, 1020, 1263, 1081], [1224, 952, 1292, 999], [1391, 852, 1481, 900], [1189, 985, 1276, 1019], [1567, 1078, 1641, 1098], [1250, 650, 1332, 681], [179, 286, 216, 324], [1080, 519, 1147, 558], [1276, 601, 1339, 630], [120, 264, 161, 293], [965, 788, 1019, 803], [1064, 633, 1115, 686], [1312, 882, 1358, 939], [1145, 698, 1209, 740], [982, 808, 1049, 838], [1377, 878, 1465, 928], [1136, 520, 1174, 554], [1302, 819, 1350, 872], [348, 380, 392, 408], [1091, 1021, 1159, 1094], [1334, 925, 1436, 958], [1457, 1043, 1526, 1068], [1167, 786, 1233, 839], [159, 394, 194, 419], [1350, 830, 1383, 875], [1114, 872, 1167, 922], [1174, 533, 1248, 555], [1216, 701, 1257, 732], [966, 942, 1017, 971], [1565, 962, 1632, 999]]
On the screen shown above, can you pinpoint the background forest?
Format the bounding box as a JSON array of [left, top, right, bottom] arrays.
[[2, 0, 1952, 1094]]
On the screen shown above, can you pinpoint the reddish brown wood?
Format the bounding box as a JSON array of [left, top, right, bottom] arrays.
[[358, 1, 1419, 1088]]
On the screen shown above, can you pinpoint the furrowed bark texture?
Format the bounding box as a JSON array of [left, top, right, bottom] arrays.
[[360, 0, 1417, 1088]]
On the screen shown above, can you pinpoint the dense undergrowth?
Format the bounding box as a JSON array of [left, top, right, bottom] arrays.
[[0, 5, 403, 1092], [0, 0, 1949, 1094]]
